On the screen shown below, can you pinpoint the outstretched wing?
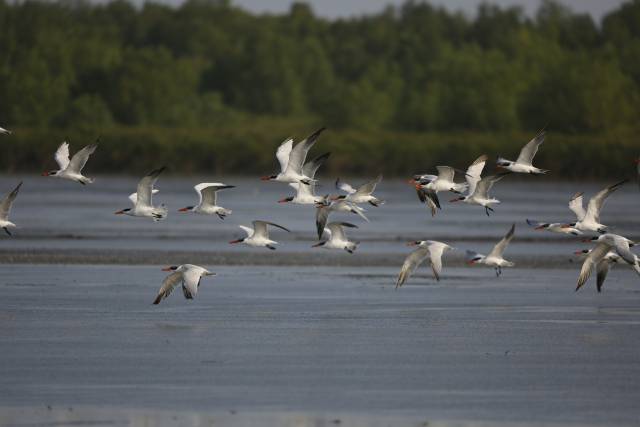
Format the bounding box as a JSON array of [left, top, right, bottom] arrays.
[[153, 271, 183, 305], [276, 138, 293, 173], [0, 182, 22, 221], [67, 142, 98, 174], [584, 180, 627, 224], [396, 247, 430, 288], [303, 152, 330, 180], [596, 259, 612, 293], [336, 178, 357, 194], [136, 167, 165, 208], [473, 173, 509, 198], [576, 242, 612, 291], [436, 166, 455, 183], [516, 130, 545, 165], [195, 183, 234, 207], [465, 155, 487, 196], [326, 222, 357, 242], [315, 204, 331, 240], [427, 241, 449, 281], [284, 127, 326, 176], [354, 174, 382, 197], [568, 192, 586, 221], [253, 220, 290, 239], [181, 268, 202, 300], [54, 142, 71, 170], [488, 223, 515, 259]]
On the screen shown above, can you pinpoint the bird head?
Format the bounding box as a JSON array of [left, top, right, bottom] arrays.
[[407, 241, 423, 247]]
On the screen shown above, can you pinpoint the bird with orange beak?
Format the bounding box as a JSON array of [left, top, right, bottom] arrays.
[[153, 264, 216, 305]]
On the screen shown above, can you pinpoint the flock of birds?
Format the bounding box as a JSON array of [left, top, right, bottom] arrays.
[[0, 124, 638, 304]]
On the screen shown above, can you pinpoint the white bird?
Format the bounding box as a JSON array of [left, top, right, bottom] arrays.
[[0, 126, 11, 134], [0, 182, 22, 236], [496, 130, 548, 174], [396, 240, 454, 288], [153, 264, 216, 305], [585, 233, 638, 267], [416, 166, 468, 194], [128, 189, 159, 205], [574, 249, 625, 292], [42, 141, 98, 185], [278, 152, 330, 204], [261, 127, 326, 185], [526, 219, 582, 236], [466, 223, 516, 276], [178, 183, 235, 219], [229, 220, 290, 250], [312, 222, 359, 253], [115, 167, 167, 221], [334, 175, 384, 206], [568, 180, 627, 233], [451, 168, 510, 216], [315, 198, 368, 239]]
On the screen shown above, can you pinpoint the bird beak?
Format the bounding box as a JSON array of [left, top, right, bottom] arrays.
[[311, 242, 323, 248], [467, 260, 476, 265], [573, 250, 584, 255], [114, 210, 125, 215], [260, 176, 271, 181], [277, 198, 289, 203], [41, 171, 49, 176], [406, 179, 416, 185], [161, 267, 173, 271], [406, 241, 419, 246], [229, 239, 243, 244], [581, 239, 593, 243], [178, 207, 190, 212], [534, 225, 545, 230], [449, 197, 462, 203]]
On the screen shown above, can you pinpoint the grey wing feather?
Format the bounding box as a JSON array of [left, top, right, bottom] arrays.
[[488, 223, 515, 259], [355, 174, 383, 197], [302, 152, 330, 180], [67, 143, 98, 173], [436, 166, 455, 183], [474, 172, 509, 198], [0, 182, 22, 220], [153, 271, 182, 304], [285, 127, 326, 175], [576, 242, 611, 291], [396, 247, 430, 288], [315, 205, 331, 240], [596, 259, 611, 292], [516, 130, 545, 165], [585, 180, 627, 223], [136, 166, 165, 206]]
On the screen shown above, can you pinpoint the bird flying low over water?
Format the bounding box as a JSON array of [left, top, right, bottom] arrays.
[[334, 175, 384, 206], [568, 180, 627, 233], [42, 141, 98, 185], [450, 154, 509, 216], [229, 220, 290, 250], [0, 182, 22, 236], [526, 219, 582, 236], [574, 249, 632, 292], [466, 224, 516, 277], [278, 152, 330, 205], [0, 126, 11, 134], [313, 222, 359, 253], [153, 264, 216, 305], [575, 239, 640, 292], [396, 240, 454, 288], [115, 167, 167, 221], [178, 183, 235, 219], [414, 166, 468, 194], [262, 127, 326, 185], [315, 197, 368, 240], [496, 129, 548, 174]]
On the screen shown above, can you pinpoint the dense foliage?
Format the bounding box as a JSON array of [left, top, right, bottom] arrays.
[[0, 0, 638, 177]]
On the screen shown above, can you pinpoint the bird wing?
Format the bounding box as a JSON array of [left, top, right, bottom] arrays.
[[596, 258, 611, 293], [327, 222, 357, 241], [516, 130, 545, 165], [611, 235, 637, 265], [253, 220, 290, 239], [526, 219, 545, 228], [336, 178, 357, 194], [316, 205, 331, 240], [347, 202, 369, 222], [473, 173, 509, 198], [153, 271, 183, 304], [284, 127, 326, 175], [303, 152, 330, 180], [67, 143, 98, 174], [195, 183, 234, 207], [436, 166, 455, 183], [238, 225, 254, 238], [129, 189, 158, 205], [276, 138, 293, 173], [568, 192, 586, 221], [576, 242, 612, 291], [54, 142, 71, 170], [488, 223, 515, 259], [354, 174, 383, 197], [584, 180, 627, 224], [0, 182, 22, 221], [465, 154, 487, 195], [136, 167, 165, 207], [427, 242, 448, 281], [396, 247, 430, 288], [181, 267, 202, 299]]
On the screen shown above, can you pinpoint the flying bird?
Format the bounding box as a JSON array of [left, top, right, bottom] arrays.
[[334, 175, 384, 206], [568, 180, 627, 233], [229, 220, 290, 250], [312, 222, 359, 253], [526, 219, 582, 236], [278, 152, 330, 204], [115, 167, 167, 221], [574, 249, 625, 292], [451, 165, 510, 216], [261, 127, 326, 185], [42, 141, 98, 185], [396, 240, 454, 288], [0, 182, 22, 236], [496, 130, 548, 174], [414, 166, 468, 194], [153, 264, 216, 304], [315, 198, 368, 240], [466, 224, 516, 276], [584, 233, 638, 267], [178, 183, 235, 219]]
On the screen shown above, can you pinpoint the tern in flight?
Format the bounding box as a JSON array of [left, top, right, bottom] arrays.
[[526, 219, 582, 236], [568, 180, 627, 233], [315, 197, 368, 240], [312, 222, 359, 253], [178, 183, 235, 219], [153, 264, 216, 304], [450, 154, 509, 216], [334, 175, 384, 207], [396, 240, 454, 288], [229, 220, 290, 250], [115, 167, 167, 221], [574, 249, 635, 292], [42, 141, 98, 185], [496, 129, 548, 174], [466, 224, 516, 277], [278, 153, 330, 205], [261, 127, 326, 185], [0, 182, 22, 236]]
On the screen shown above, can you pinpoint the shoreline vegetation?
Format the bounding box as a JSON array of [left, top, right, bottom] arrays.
[[1, 0, 639, 178]]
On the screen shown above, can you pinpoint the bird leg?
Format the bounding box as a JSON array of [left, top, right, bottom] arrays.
[[217, 213, 225, 220], [485, 206, 494, 217], [3, 227, 11, 236], [266, 245, 277, 250]]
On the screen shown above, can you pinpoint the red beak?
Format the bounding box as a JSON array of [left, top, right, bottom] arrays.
[[534, 226, 545, 230], [178, 207, 190, 212], [161, 267, 173, 271], [467, 260, 476, 265], [229, 239, 243, 244], [260, 176, 272, 181], [573, 251, 584, 255], [277, 198, 289, 203], [41, 171, 49, 176], [114, 210, 125, 215], [406, 242, 418, 246]]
